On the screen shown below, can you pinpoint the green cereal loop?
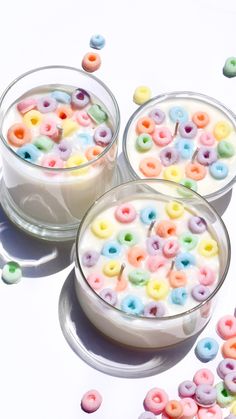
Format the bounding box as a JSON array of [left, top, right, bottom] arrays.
[[87, 104, 108, 124], [215, 382, 235, 407], [217, 140, 235, 158], [223, 57, 236, 78], [2, 261, 22, 284], [180, 233, 198, 251], [136, 133, 153, 152], [128, 269, 150, 286], [33, 135, 54, 152], [117, 230, 138, 247], [178, 178, 197, 197]]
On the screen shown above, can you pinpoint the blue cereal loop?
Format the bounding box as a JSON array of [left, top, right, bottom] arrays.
[[175, 138, 194, 159], [209, 161, 228, 179], [195, 337, 219, 362], [140, 206, 158, 225], [17, 144, 41, 163], [121, 295, 144, 315], [77, 132, 93, 149], [102, 241, 122, 258], [51, 90, 71, 104], [175, 252, 196, 270], [170, 287, 188, 305], [169, 106, 188, 123], [90, 34, 106, 50]]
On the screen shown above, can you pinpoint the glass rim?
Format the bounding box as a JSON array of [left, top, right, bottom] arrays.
[[75, 178, 231, 322], [122, 90, 236, 201], [0, 64, 120, 172]]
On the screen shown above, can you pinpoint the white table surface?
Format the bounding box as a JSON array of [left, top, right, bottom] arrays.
[[0, 0, 236, 417]]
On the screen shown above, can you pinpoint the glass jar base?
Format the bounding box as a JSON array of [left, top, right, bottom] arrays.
[[58, 269, 201, 378], [0, 164, 124, 242]]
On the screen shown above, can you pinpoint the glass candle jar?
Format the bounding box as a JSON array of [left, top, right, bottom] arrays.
[[123, 91, 236, 201], [75, 179, 230, 349], [0, 66, 120, 241]]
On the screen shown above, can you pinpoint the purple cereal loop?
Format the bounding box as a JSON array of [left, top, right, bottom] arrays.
[[148, 108, 165, 125], [37, 96, 58, 113], [99, 288, 117, 306], [54, 139, 72, 161], [146, 235, 163, 255], [94, 124, 112, 146], [82, 250, 100, 267], [71, 88, 90, 109], [143, 301, 166, 317], [191, 284, 211, 302], [217, 359, 236, 379], [197, 147, 217, 166], [188, 216, 207, 234], [224, 372, 236, 394], [159, 147, 180, 166], [195, 384, 217, 407], [179, 121, 198, 139], [178, 380, 196, 398]]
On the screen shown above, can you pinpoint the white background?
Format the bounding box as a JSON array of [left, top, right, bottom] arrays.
[[0, 0, 236, 418]]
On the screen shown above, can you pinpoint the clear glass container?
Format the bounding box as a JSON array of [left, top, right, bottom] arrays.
[[123, 91, 236, 202], [75, 179, 230, 349], [0, 66, 120, 241]]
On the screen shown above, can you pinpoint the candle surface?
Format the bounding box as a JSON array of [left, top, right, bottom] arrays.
[[79, 197, 220, 317], [125, 97, 236, 197]]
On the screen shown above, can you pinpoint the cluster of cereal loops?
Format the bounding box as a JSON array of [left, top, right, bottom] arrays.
[[81, 199, 219, 317], [134, 106, 235, 191], [7, 88, 112, 171], [81, 34, 105, 73]]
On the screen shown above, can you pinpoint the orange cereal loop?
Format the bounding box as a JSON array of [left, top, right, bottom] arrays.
[[127, 246, 147, 267], [222, 337, 236, 359], [139, 157, 162, 177], [82, 52, 101, 73], [169, 271, 187, 288], [85, 146, 103, 161], [56, 106, 73, 120], [185, 162, 206, 181], [155, 220, 177, 238], [7, 123, 31, 147], [136, 117, 155, 134], [192, 112, 209, 128], [165, 400, 183, 418]]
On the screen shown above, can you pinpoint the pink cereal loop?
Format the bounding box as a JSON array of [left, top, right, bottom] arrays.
[[199, 132, 215, 146], [199, 267, 216, 286], [146, 255, 167, 272], [197, 405, 222, 419], [74, 110, 91, 126], [41, 155, 64, 169], [216, 315, 236, 340], [40, 118, 58, 139], [17, 98, 37, 114], [115, 203, 137, 223], [163, 240, 180, 258], [180, 397, 198, 419], [152, 127, 173, 147], [193, 368, 214, 386], [81, 389, 102, 413], [144, 388, 169, 415], [87, 273, 104, 290]]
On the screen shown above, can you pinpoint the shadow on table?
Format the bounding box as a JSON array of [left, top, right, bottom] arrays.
[[58, 269, 200, 379], [0, 205, 74, 277]]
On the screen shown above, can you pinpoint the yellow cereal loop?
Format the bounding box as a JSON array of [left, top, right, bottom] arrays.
[[163, 165, 182, 182], [133, 86, 152, 105], [91, 219, 114, 239], [146, 279, 169, 300], [198, 239, 218, 257], [230, 401, 236, 415], [166, 201, 184, 219], [213, 121, 231, 141], [23, 110, 42, 128], [62, 119, 79, 137], [66, 154, 88, 175], [103, 260, 121, 277]]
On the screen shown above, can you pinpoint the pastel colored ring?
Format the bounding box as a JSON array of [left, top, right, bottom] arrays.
[[193, 368, 214, 386], [136, 117, 155, 135], [115, 203, 137, 223], [217, 315, 236, 340], [82, 52, 101, 73], [139, 157, 162, 177], [17, 98, 37, 114], [133, 86, 152, 105], [81, 389, 102, 413], [144, 388, 169, 415], [192, 112, 209, 128], [195, 337, 219, 362], [7, 123, 32, 147], [89, 34, 106, 50], [2, 261, 22, 284], [127, 246, 147, 267]]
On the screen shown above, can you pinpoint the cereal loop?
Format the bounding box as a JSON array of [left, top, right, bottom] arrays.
[[185, 162, 206, 181], [139, 157, 162, 177], [136, 117, 155, 134], [192, 112, 209, 128]]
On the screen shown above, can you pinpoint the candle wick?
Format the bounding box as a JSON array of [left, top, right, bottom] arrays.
[[173, 121, 179, 137], [147, 220, 155, 237], [118, 263, 125, 281], [191, 148, 199, 163], [167, 260, 175, 276], [57, 125, 63, 140]]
